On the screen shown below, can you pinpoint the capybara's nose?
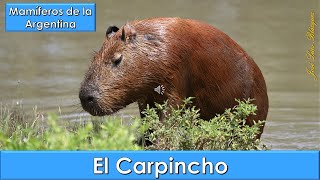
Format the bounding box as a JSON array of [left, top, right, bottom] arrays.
[[79, 87, 99, 106], [79, 93, 95, 104]]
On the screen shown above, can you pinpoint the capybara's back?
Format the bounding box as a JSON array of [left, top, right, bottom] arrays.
[[79, 17, 269, 137]]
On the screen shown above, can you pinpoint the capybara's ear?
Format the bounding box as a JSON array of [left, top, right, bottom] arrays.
[[121, 24, 137, 42], [106, 26, 119, 39]]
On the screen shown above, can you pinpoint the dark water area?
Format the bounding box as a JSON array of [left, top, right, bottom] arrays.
[[0, 0, 319, 149]]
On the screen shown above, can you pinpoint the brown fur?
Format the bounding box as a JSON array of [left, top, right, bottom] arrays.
[[79, 17, 269, 138]]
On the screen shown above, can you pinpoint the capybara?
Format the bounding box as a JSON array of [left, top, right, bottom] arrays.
[[79, 17, 269, 138]]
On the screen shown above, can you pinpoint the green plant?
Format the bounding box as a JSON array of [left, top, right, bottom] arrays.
[[0, 106, 141, 150], [140, 98, 267, 150], [0, 98, 267, 150]]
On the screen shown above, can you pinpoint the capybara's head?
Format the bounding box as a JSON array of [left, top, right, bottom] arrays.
[[79, 24, 163, 116]]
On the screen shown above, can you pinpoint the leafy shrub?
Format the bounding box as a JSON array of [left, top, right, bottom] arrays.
[[139, 98, 267, 150], [0, 99, 267, 150]]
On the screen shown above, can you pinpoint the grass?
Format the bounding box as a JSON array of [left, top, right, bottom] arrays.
[[0, 98, 267, 150]]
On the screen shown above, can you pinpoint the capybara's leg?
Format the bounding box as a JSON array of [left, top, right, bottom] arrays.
[[246, 80, 269, 139]]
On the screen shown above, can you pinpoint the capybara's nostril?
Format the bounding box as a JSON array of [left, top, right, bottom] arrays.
[[79, 88, 98, 105], [79, 87, 105, 116], [86, 95, 94, 103], [79, 92, 95, 104]]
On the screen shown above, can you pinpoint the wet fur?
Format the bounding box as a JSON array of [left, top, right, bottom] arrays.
[[80, 17, 269, 138]]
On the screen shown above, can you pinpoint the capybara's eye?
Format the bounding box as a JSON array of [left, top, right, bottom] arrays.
[[112, 54, 123, 67]]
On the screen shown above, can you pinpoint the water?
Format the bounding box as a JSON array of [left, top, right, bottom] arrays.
[[0, 0, 319, 149]]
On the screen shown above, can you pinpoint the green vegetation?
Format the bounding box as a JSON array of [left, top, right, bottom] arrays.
[[140, 98, 266, 150], [0, 105, 140, 150], [0, 99, 267, 150]]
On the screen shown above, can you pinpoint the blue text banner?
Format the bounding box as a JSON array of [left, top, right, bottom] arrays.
[[0, 151, 319, 180], [5, 3, 96, 32]]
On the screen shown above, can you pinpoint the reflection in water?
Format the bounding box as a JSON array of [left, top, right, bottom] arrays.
[[0, 0, 319, 149]]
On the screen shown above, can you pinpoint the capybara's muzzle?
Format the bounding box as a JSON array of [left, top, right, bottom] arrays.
[[79, 84, 104, 116]]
